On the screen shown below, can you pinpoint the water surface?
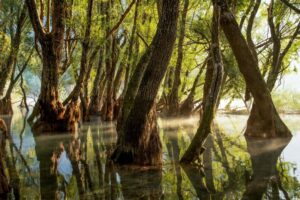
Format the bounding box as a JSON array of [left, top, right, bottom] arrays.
[[1, 113, 300, 199]]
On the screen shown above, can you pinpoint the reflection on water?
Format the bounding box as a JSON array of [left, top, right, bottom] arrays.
[[1, 113, 300, 199]]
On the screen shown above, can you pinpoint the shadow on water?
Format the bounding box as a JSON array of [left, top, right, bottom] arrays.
[[1, 113, 300, 199]]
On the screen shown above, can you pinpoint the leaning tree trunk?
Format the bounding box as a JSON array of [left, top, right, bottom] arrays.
[[180, 2, 224, 164], [168, 0, 189, 116], [219, 0, 291, 138], [111, 0, 179, 166], [246, 2, 300, 137]]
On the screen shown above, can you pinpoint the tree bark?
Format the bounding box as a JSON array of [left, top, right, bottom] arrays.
[[111, 0, 179, 166], [168, 0, 189, 116], [180, 2, 224, 164], [26, 0, 78, 132], [219, 0, 291, 138]]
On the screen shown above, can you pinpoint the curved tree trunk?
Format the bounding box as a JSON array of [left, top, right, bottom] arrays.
[[111, 0, 179, 166], [180, 2, 224, 164], [219, 0, 291, 138]]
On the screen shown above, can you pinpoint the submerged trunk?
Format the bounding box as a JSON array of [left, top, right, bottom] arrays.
[[180, 3, 224, 164], [111, 0, 179, 166], [219, 2, 291, 138]]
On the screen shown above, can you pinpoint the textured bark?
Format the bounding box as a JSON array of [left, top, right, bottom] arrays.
[[26, 0, 78, 132], [116, 45, 154, 132], [168, 0, 189, 116], [112, 0, 179, 166], [180, 3, 224, 164], [219, 1, 291, 138], [0, 4, 26, 96]]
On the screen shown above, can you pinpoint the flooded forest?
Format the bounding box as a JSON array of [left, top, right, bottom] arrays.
[[0, 0, 300, 199]]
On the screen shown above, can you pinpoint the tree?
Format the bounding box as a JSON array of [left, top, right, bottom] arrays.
[[111, 0, 180, 166], [26, 0, 79, 132], [180, 1, 224, 164], [168, 0, 189, 116], [219, 0, 291, 138]]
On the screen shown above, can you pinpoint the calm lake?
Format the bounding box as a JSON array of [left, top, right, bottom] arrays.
[[1, 113, 299, 199]]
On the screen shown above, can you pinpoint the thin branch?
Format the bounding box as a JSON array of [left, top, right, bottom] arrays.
[[106, 0, 136, 38], [279, 0, 300, 14]]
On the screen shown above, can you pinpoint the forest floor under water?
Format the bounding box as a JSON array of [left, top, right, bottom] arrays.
[[1, 112, 300, 200]]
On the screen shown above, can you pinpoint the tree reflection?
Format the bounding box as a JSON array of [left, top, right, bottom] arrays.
[[242, 137, 291, 200]]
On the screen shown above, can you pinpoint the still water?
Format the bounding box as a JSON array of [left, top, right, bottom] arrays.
[[1, 113, 300, 199]]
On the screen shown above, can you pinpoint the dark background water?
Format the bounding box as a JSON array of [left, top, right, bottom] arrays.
[[1, 113, 299, 199]]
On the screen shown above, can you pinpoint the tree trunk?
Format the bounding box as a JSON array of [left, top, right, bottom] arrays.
[[219, 1, 291, 138], [89, 49, 105, 116], [168, 0, 189, 116], [180, 2, 224, 164], [26, 0, 78, 132], [123, 0, 140, 96], [63, 0, 94, 123], [111, 0, 179, 166], [179, 60, 206, 116]]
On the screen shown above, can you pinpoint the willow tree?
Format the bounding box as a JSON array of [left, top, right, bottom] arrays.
[[26, 0, 79, 132], [111, 0, 179, 166], [180, 1, 224, 164], [219, 0, 291, 137]]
